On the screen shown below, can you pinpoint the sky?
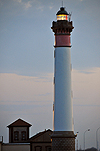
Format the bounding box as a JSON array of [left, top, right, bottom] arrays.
[[0, 0, 100, 149]]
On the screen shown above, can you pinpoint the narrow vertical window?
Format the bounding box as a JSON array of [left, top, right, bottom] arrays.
[[14, 131, 19, 141], [21, 131, 26, 140]]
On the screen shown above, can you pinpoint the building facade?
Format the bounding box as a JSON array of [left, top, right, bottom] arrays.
[[0, 119, 52, 151]]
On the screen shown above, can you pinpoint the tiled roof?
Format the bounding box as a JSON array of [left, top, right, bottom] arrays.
[[29, 129, 52, 141], [7, 118, 32, 127]]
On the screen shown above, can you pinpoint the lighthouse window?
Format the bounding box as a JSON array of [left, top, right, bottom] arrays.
[[57, 14, 68, 20]]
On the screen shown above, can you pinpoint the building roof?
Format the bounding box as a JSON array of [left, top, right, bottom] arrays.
[[7, 118, 32, 128], [56, 7, 69, 15], [29, 129, 53, 142]]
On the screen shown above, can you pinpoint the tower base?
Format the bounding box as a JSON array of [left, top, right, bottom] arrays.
[[51, 131, 76, 151]]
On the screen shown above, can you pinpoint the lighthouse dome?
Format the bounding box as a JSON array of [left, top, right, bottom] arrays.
[[56, 7, 69, 21], [56, 7, 69, 15]]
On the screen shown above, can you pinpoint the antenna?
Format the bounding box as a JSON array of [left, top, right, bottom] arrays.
[[62, 1, 63, 7], [69, 12, 72, 21]]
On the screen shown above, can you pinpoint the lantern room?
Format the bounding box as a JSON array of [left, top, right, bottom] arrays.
[[56, 7, 69, 21]]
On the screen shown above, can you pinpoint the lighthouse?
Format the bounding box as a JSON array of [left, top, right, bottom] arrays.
[[51, 7, 76, 151]]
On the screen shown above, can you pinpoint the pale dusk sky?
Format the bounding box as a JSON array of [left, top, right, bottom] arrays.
[[0, 0, 100, 149]]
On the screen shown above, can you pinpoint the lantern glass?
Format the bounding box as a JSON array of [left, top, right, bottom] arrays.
[[57, 14, 68, 20]]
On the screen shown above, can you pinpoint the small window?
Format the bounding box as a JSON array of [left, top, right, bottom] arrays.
[[14, 131, 19, 141], [35, 146, 42, 151], [46, 146, 51, 151], [21, 131, 26, 140]]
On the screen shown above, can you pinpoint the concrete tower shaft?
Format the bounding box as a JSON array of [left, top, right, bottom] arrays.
[[54, 46, 73, 131]]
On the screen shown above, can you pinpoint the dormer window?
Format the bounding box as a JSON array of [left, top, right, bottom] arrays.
[[7, 118, 32, 143]]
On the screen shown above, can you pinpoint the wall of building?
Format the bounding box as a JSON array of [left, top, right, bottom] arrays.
[[31, 142, 51, 151], [0, 142, 2, 151], [2, 143, 30, 151], [13, 127, 27, 142], [9, 126, 28, 143]]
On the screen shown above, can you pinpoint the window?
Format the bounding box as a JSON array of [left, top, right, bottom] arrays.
[[57, 14, 68, 20], [21, 131, 26, 140], [46, 146, 51, 151], [14, 131, 19, 141], [35, 146, 42, 151]]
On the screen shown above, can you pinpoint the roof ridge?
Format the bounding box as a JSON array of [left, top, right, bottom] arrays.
[[7, 118, 32, 127]]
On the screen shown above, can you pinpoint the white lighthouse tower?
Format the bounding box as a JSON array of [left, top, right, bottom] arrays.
[[51, 7, 76, 151]]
